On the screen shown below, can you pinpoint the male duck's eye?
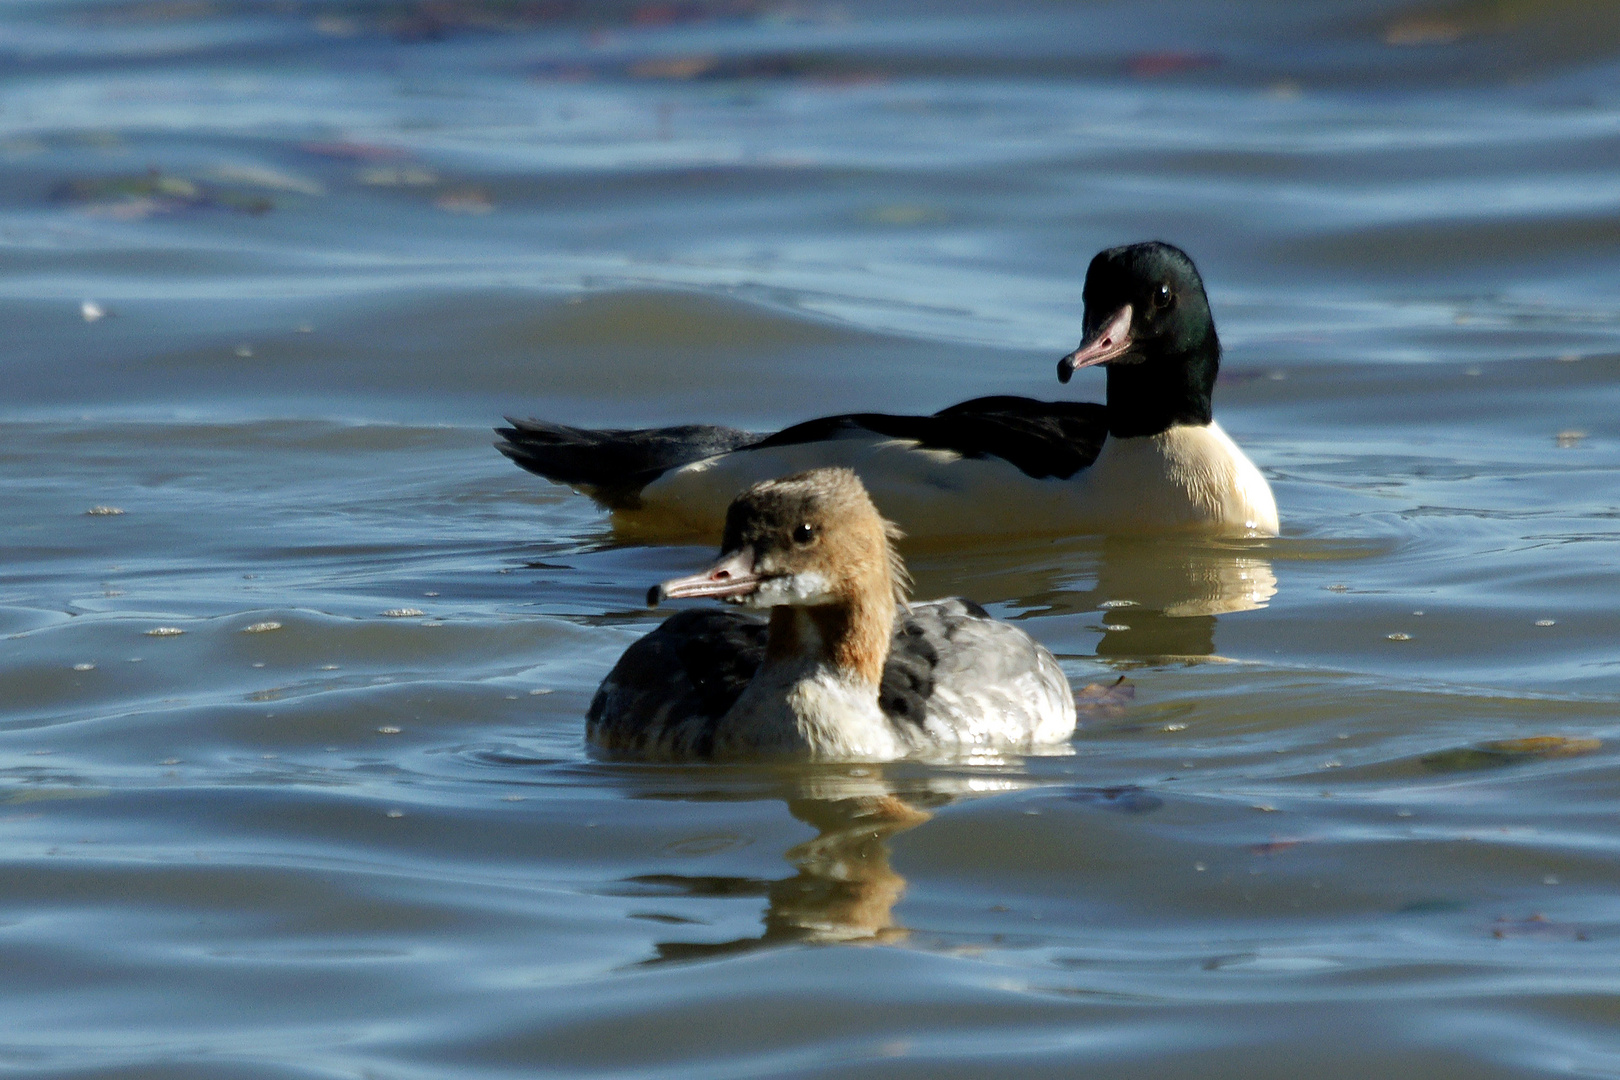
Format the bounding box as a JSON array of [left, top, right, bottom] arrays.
[[1152, 283, 1174, 309], [792, 523, 815, 545]]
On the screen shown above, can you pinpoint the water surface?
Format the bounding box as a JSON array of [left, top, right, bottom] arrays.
[[3, 1, 1620, 1076]]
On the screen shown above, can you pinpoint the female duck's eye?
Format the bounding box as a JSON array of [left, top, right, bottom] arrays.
[[793, 523, 815, 545], [1153, 283, 1174, 309]]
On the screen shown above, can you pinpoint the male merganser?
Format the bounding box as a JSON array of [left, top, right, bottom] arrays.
[[587, 468, 1077, 760], [498, 242, 1277, 539]]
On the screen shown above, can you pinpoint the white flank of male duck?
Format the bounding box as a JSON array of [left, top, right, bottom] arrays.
[[587, 468, 1077, 761], [498, 242, 1278, 539]]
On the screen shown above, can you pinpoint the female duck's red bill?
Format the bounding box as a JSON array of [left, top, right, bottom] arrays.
[[648, 547, 760, 606], [1058, 304, 1134, 383]]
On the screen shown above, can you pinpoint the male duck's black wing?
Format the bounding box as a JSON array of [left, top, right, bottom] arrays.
[[499, 396, 1108, 505], [496, 418, 757, 508], [745, 396, 1108, 481]]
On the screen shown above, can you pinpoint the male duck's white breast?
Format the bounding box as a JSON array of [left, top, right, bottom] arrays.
[[1072, 421, 1278, 536], [633, 422, 1275, 538]]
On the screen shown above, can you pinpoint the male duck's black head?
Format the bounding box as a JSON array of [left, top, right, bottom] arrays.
[[1057, 241, 1220, 439]]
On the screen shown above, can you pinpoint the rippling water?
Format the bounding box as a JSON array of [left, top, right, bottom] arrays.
[[4, 1, 1620, 1076]]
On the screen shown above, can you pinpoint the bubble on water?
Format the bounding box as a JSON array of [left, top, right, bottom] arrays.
[[85, 506, 124, 516], [1163, 722, 1187, 732], [386, 810, 404, 818], [251, 662, 266, 668], [160, 758, 180, 765], [1387, 632, 1411, 641], [381, 608, 425, 618], [145, 627, 184, 637], [320, 664, 339, 670], [1101, 623, 1130, 632], [1325, 584, 1348, 593], [423, 591, 440, 597], [1099, 599, 1137, 609], [1534, 619, 1555, 627], [1543, 875, 1560, 885], [242, 621, 281, 633], [529, 688, 553, 696], [234, 344, 254, 358], [80, 300, 107, 321], [72, 663, 95, 671], [502, 795, 526, 802], [1252, 804, 1277, 812], [1194, 862, 1207, 872], [1555, 430, 1586, 448], [1412, 610, 1425, 616], [377, 726, 401, 734]]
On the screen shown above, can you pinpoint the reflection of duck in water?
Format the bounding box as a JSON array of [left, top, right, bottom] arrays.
[[498, 242, 1277, 540], [588, 468, 1077, 760], [625, 771, 1018, 961], [622, 762, 1144, 961], [900, 533, 1276, 660], [1089, 537, 1277, 658]]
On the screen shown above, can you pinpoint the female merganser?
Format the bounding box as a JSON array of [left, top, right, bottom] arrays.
[[587, 468, 1077, 761], [499, 242, 1277, 539]]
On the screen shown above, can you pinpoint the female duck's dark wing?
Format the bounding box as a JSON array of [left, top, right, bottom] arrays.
[[497, 397, 1108, 506], [587, 609, 769, 757], [888, 598, 1076, 746], [878, 598, 990, 727]]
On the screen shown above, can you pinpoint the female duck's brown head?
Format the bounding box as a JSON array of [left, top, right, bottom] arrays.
[[651, 468, 908, 613]]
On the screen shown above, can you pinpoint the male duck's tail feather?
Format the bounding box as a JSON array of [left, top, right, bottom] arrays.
[[495, 418, 757, 508]]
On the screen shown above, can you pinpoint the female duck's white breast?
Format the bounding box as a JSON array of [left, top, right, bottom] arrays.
[[633, 422, 1276, 538]]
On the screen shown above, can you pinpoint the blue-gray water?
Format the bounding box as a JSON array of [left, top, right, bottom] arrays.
[[4, 1, 1620, 1076]]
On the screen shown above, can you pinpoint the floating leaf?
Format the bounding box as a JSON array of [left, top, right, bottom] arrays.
[[1421, 735, 1601, 773], [1076, 676, 1134, 710]]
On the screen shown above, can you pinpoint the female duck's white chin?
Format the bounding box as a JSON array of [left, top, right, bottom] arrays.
[[740, 571, 834, 609]]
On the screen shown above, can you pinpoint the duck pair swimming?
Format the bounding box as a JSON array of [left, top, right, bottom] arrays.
[[499, 242, 1278, 540], [524, 243, 1273, 761]]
